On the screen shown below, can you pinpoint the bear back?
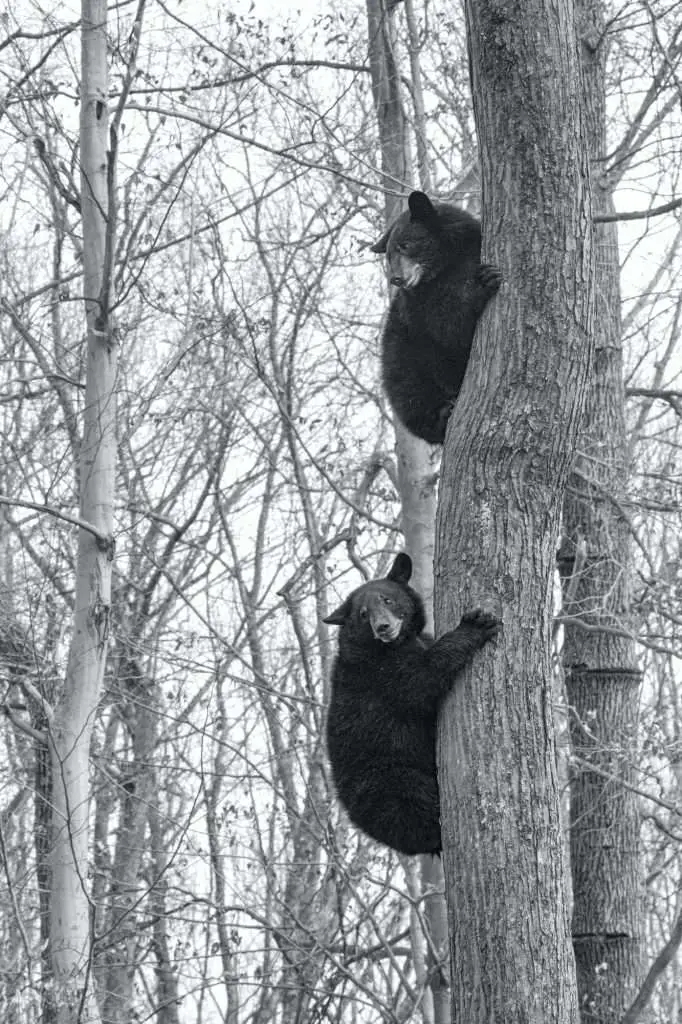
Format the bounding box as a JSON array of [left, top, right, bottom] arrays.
[[372, 190, 500, 445]]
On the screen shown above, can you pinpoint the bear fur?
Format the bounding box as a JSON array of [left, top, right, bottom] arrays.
[[372, 190, 501, 445], [324, 553, 500, 855]]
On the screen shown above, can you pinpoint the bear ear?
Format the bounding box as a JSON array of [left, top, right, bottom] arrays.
[[386, 553, 412, 585], [370, 224, 392, 254], [323, 600, 350, 626], [408, 191, 438, 226]]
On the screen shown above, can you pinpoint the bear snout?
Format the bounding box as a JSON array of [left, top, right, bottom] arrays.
[[389, 254, 423, 290], [371, 613, 402, 643]]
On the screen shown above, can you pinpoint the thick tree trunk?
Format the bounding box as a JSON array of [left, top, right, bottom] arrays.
[[50, 3, 114, 1021], [436, 2, 593, 1021], [558, 2, 644, 1018]]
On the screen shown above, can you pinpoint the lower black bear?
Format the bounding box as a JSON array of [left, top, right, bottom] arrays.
[[372, 191, 501, 445], [324, 553, 500, 855]]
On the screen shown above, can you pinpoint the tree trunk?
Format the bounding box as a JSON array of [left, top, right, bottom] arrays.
[[364, 1, 447, 1019], [558, 1, 644, 1018], [34, 715, 56, 1024], [436, 1, 593, 1021], [50, 3, 114, 1020], [148, 802, 181, 1024], [101, 656, 156, 1024]]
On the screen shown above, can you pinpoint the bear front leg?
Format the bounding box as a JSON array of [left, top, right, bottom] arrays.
[[426, 609, 500, 675], [392, 610, 501, 716]]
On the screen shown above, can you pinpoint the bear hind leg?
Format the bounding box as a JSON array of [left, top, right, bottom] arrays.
[[349, 770, 441, 855]]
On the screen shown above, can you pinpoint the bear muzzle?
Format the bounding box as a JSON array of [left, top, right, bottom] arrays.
[[389, 255, 423, 290], [370, 613, 403, 644]]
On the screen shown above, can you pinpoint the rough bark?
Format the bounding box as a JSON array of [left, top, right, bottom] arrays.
[[436, 2, 593, 1021], [558, 1, 644, 1018], [49, 3, 115, 1020]]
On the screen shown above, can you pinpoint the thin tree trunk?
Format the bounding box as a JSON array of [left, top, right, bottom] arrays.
[[436, 1, 594, 1020], [101, 656, 156, 1024], [365, 1, 449, 1020], [558, 2, 644, 1018], [148, 802, 181, 1024], [49, 3, 114, 1020], [205, 719, 241, 1024], [34, 714, 56, 1024]]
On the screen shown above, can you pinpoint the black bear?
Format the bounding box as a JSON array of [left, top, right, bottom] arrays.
[[372, 190, 501, 444], [324, 553, 500, 855]]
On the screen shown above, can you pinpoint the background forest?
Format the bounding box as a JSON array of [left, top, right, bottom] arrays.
[[0, 0, 681, 1022]]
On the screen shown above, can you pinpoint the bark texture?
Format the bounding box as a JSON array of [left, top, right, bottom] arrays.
[[435, 2, 593, 1021], [558, 1, 644, 1018]]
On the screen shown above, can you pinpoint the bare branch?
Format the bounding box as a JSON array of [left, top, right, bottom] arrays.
[[0, 495, 111, 546], [555, 613, 680, 658], [33, 137, 81, 212], [2, 704, 48, 743], [594, 197, 682, 223], [621, 911, 682, 1024]]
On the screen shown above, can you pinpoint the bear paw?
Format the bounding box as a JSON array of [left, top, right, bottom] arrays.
[[459, 608, 501, 645], [477, 263, 502, 295]]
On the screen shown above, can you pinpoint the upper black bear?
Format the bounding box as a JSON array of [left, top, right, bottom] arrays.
[[372, 190, 501, 445], [324, 553, 500, 855]]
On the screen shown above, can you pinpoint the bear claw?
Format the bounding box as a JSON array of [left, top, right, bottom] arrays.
[[460, 608, 501, 641]]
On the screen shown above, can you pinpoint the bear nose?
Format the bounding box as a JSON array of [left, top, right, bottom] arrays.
[[375, 620, 392, 635]]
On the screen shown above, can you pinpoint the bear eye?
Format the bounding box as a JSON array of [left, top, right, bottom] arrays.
[[382, 596, 392, 606], [359, 606, 369, 621]]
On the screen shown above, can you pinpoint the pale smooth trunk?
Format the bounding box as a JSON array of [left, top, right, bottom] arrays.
[[50, 3, 114, 1021]]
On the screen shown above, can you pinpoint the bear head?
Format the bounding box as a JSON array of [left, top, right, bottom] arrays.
[[323, 553, 426, 646], [371, 190, 479, 291]]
